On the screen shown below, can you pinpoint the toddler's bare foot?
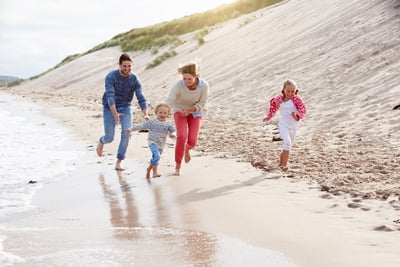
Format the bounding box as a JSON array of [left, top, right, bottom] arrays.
[[184, 148, 191, 163], [96, 142, 104, 156], [146, 166, 152, 179]]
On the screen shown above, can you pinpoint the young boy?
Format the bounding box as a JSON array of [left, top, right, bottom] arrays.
[[127, 103, 176, 179]]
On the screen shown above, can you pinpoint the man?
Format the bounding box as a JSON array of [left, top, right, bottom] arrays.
[[96, 53, 149, 171]]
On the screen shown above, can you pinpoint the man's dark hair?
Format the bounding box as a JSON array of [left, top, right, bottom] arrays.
[[119, 53, 132, 64]]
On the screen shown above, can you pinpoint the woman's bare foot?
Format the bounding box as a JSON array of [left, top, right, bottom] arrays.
[[96, 142, 104, 156], [184, 148, 191, 163], [174, 163, 181, 176]]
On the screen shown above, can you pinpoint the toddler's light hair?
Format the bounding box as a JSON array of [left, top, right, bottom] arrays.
[[155, 103, 172, 115]]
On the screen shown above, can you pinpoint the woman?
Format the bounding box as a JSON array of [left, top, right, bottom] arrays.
[[165, 62, 209, 175]]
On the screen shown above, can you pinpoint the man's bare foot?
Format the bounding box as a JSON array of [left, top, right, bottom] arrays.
[[146, 166, 152, 179], [115, 160, 125, 171], [96, 142, 104, 156], [173, 169, 180, 176], [153, 173, 162, 178], [184, 148, 191, 163]]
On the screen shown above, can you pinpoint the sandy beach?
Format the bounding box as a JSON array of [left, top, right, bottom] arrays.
[[1, 0, 400, 266]]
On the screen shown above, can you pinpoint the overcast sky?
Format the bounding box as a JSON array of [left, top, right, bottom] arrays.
[[0, 0, 235, 79]]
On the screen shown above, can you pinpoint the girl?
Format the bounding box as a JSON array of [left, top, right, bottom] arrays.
[[126, 103, 176, 179], [263, 79, 306, 172]]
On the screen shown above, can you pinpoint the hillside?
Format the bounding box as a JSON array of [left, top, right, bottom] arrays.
[[5, 0, 400, 199]]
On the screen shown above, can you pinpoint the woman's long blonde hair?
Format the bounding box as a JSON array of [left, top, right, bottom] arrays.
[[178, 62, 200, 77]]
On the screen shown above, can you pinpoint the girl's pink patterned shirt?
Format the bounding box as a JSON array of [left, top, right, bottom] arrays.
[[266, 94, 306, 120]]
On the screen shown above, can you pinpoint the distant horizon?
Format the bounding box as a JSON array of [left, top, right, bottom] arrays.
[[0, 75, 19, 81], [0, 0, 236, 79]]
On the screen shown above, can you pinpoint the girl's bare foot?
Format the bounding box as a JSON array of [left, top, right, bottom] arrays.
[[279, 165, 288, 172], [184, 148, 191, 163], [96, 142, 104, 156]]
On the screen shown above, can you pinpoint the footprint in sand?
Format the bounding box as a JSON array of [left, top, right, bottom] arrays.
[[373, 225, 394, 232]]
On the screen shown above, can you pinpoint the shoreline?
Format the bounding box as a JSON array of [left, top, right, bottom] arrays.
[[1, 92, 400, 266]]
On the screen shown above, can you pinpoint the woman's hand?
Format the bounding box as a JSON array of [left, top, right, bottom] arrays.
[[180, 106, 195, 116], [180, 110, 189, 116]]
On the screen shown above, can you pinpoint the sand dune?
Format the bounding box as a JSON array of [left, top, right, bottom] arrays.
[[5, 0, 400, 198]]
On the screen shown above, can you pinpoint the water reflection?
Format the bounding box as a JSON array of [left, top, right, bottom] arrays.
[[98, 171, 140, 240], [98, 171, 216, 266], [148, 179, 216, 266]]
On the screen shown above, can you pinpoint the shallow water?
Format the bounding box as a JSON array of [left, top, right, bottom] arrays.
[[4, 225, 295, 267], [0, 93, 82, 217]]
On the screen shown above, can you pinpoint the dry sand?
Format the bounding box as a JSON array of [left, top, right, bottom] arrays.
[[2, 0, 400, 266]]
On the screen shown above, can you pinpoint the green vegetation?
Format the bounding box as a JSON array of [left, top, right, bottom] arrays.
[[239, 15, 258, 27], [0, 79, 24, 87], [27, 0, 282, 79], [146, 50, 177, 69], [93, 0, 280, 54], [195, 28, 209, 46]]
